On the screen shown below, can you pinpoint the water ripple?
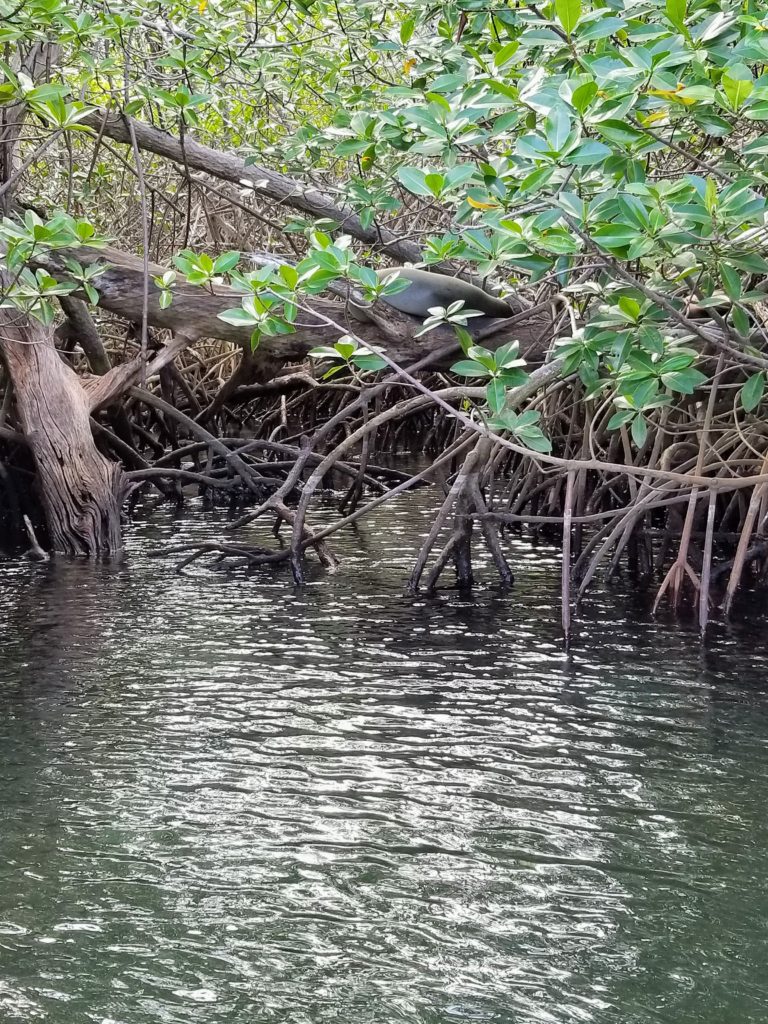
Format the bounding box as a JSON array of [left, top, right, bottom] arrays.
[[0, 493, 767, 1022]]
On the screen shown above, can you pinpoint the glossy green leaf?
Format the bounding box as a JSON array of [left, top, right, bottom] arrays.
[[722, 65, 754, 110], [665, 0, 686, 31], [545, 107, 571, 153], [486, 378, 507, 414], [352, 353, 388, 371], [217, 307, 259, 326], [451, 359, 491, 377], [555, 0, 582, 35], [608, 409, 634, 431], [570, 80, 597, 115], [577, 16, 626, 40], [396, 166, 432, 196], [720, 263, 741, 302]]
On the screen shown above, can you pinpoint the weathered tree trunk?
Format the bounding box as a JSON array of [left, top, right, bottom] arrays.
[[0, 310, 125, 554]]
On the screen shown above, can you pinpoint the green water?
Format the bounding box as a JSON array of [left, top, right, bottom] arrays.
[[1, 497, 768, 1023]]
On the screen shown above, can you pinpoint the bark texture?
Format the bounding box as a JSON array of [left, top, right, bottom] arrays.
[[0, 308, 125, 553]]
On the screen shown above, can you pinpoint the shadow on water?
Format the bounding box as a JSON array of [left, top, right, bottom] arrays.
[[1, 490, 768, 1023]]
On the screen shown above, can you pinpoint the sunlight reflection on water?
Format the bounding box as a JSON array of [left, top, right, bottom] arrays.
[[0, 492, 767, 1023]]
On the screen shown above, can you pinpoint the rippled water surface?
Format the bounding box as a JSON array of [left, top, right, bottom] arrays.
[[1, 494, 768, 1024]]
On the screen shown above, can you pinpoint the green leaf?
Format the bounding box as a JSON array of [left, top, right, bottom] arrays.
[[396, 166, 433, 197], [352, 353, 387, 372], [399, 16, 415, 44], [213, 251, 241, 274], [565, 140, 611, 166], [335, 339, 356, 360], [545, 107, 571, 153], [498, 368, 529, 388], [515, 410, 542, 429], [279, 264, 299, 289], [666, 0, 687, 32], [494, 341, 524, 368], [704, 177, 718, 215], [618, 296, 641, 322], [631, 415, 648, 447], [424, 172, 445, 197], [618, 195, 650, 230], [638, 325, 664, 355], [494, 42, 519, 68], [732, 305, 751, 336], [455, 326, 473, 354], [721, 65, 754, 110], [625, 377, 658, 409], [744, 103, 768, 121], [720, 263, 741, 302], [445, 165, 476, 190], [516, 427, 552, 453], [555, 0, 581, 35], [592, 225, 640, 250], [308, 346, 343, 359], [658, 352, 695, 373], [741, 372, 765, 413], [486, 378, 506, 414], [173, 255, 196, 276], [570, 80, 598, 115], [595, 120, 643, 147], [467, 345, 497, 371], [608, 409, 635, 431], [217, 307, 258, 326], [518, 165, 556, 195], [692, 112, 733, 137], [577, 16, 626, 40], [661, 368, 707, 394], [451, 359, 491, 377], [311, 250, 342, 272]]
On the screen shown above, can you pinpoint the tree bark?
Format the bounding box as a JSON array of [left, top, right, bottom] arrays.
[[0, 308, 125, 554]]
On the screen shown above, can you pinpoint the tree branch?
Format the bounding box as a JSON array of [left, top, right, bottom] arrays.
[[81, 109, 424, 264]]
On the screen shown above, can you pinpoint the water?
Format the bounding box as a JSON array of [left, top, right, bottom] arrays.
[[1, 493, 768, 1024]]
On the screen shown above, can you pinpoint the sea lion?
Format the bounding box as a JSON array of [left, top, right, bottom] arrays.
[[375, 267, 514, 319]]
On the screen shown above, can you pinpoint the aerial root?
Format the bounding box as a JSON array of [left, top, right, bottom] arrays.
[[408, 435, 513, 594]]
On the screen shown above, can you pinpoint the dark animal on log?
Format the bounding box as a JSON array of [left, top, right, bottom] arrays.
[[373, 267, 515, 320]]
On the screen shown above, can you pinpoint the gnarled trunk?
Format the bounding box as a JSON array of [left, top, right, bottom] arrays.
[[0, 311, 125, 554]]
